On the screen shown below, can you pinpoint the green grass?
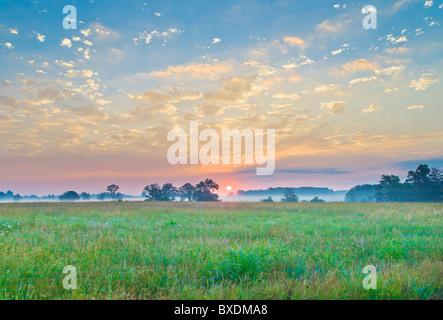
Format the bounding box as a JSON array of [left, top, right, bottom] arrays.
[[0, 201, 441, 300]]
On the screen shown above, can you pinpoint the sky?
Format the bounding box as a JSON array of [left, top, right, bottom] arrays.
[[0, 0, 442, 196]]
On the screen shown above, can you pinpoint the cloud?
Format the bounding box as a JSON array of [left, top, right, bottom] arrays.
[[335, 59, 379, 75], [320, 101, 347, 114], [407, 105, 426, 110], [64, 69, 96, 78], [150, 62, 232, 79], [272, 93, 301, 100], [9, 28, 18, 34], [362, 104, 381, 113], [283, 36, 305, 47], [60, 38, 72, 48], [316, 19, 343, 33], [80, 29, 91, 37], [55, 60, 75, 68], [36, 33, 46, 42], [349, 76, 377, 85], [385, 47, 410, 54], [70, 106, 109, 120], [205, 76, 255, 103], [409, 76, 439, 91], [386, 34, 408, 44], [315, 84, 338, 93], [134, 28, 183, 45], [83, 40, 93, 46], [375, 65, 404, 77], [424, 1, 433, 8], [212, 38, 221, 44], [3, 42, 14, 49]]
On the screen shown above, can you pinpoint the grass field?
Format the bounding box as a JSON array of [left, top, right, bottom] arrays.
[[0, 201, 441, 300]]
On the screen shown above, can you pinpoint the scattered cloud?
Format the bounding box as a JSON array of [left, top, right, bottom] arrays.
[[409, 76, 439, 91], [362, 104, 381, 113], [320, 101, 347, 114], [60, 38, 72, 48], [424, 1, 433, 8], [283, 36, 305, 47], [407, 105, 426, 110]]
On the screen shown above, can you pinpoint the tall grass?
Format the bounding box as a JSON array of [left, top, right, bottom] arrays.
[[0, 202, 441, 299]]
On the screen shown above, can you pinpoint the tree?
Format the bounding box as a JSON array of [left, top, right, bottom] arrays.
[[13, 194, 22, 202], [97, 193, 106, 201], [345, 184, 377, 202], [376, 175, 404, 202], [193, 179, 219, 202], [144, 183, 178, 201], [59, 191, 80, 202], [310, 196, 325, 203], [178, 183, 195, 201], [281, 188, 298, 203], [261, 196, 274, 203], [406, 165, 441, 202], [106, 184, 120, 201], [80, 192, 91, 200]]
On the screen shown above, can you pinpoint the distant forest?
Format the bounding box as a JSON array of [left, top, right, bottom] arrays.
[[345, 164, 442, 203], [0, 164, 441, 203]]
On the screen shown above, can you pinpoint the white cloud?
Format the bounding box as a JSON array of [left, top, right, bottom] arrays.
[[55, 60, 75, 68], [349, 76, 378, 85], [410, 76, 439, 91], [331, 48, 345, 55], [424, 1, 433, 8], [80, 69, 95, 78], [72, 36, 81, 41], [81, 29, 91, 37], [386, 34, 408, 44], [9, 28, 18, 34], [375, 65, 405, 77], [3, 42, 14, 49], [272, 93, 301, 101], [36, 33, 46, 42], [315, 84, 338, 93], [60, 38, 72, 48], [154, 12, 162, 17], [407, 105, 426, 110], [362, 104, 381, 113], [212, 38, 221, 44], [83, 40, 93, 46]]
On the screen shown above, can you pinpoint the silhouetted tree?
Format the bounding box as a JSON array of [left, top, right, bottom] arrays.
[[59, 191, 80, 202], [193, 179, 219, 202], [376, 175, 403, 202], [261, 196, 274, 203], [281, 188, 298, 203], [106, 184, 120, 201], [13, 194, 22, 202], [310, 196, 325, 203], [144, 183, 178, 201], [97, 193, 106, 201], [80, 192, 91, 200], [345, 184, 377, 202], [406, 165, 441, 202], [178, 183, 195, 201]]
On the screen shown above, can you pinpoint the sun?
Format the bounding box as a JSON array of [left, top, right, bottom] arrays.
[[226, 186, 232, 191]]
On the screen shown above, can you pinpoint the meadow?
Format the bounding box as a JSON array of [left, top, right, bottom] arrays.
[[0, 201, 441, 300]]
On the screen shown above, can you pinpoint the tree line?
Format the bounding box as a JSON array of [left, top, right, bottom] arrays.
[[56, 179, 221, 202], [346, 164, 443, 203]]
